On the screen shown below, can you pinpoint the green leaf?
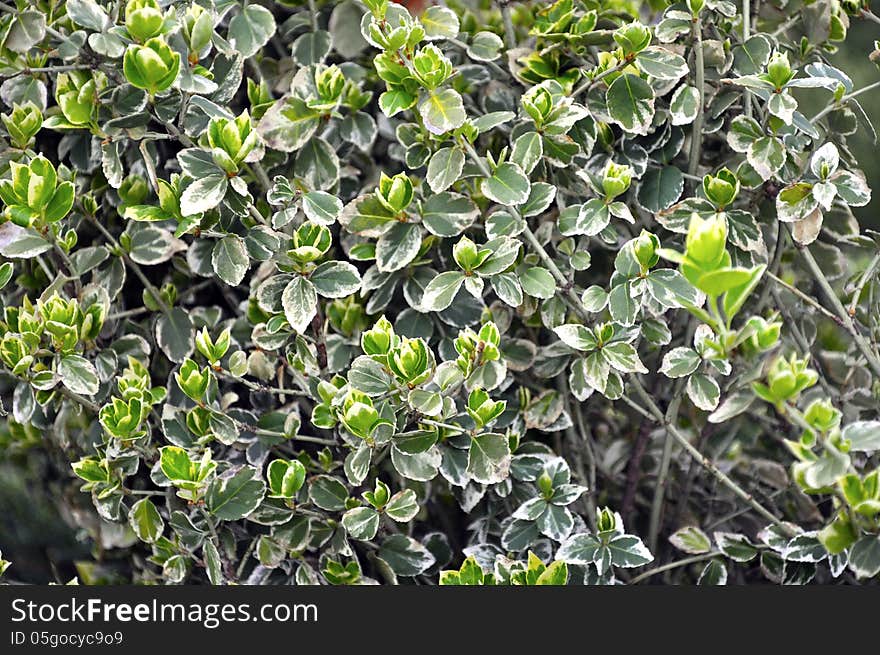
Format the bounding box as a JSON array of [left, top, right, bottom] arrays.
[[556, 532, 602, 565], [535, 560, 569, 585], [257, 96, 320, 152], [606, 74, 655, 135], [295, 137, 340, 191], [636, 47, 688, 80], [203, 540, 223, 585], [156, 307, 195, 363], [376, 222, 422, 272], [0, 262, 13, 289], [602, 342, 648, 374], [638, 166, 684, 212], [647, 268, 700, 308], [669, 85, 700, 126], [129, 498, 164, 544], [607, 534, 653, 568], [292, 30, 331, 66], [467, 432, 511, 484], [553, 324, 597, 351], [748, 136, 786, 180], [379, 89, 417, 117], [302, 191, 342, 225], [159, 446, 193, 483], [467, 31, 504, 62], [347, 355, 393, 395], [481, 162, 531, 206], [669, 526, 712, 554], [206, 468, 266, 521], [379, 535, 436, 576], [421, 192, 479, 237], [426, 147, 465, 193], [308, 475, 349, 511], [309, 260, 361, 298], [419, 89, 466, 135], [421, 6, 460, 40], [342, 507, 380, 540], [714, 532, 758, 562], [686, 373, 720, 411], [659, 347, 701, 378], [722, 264, 766, 320], [732, 34, 772, 76], [843, 421, 880, 452], [0, 225, 51, 258], [59, 354, 99, 395], [696, 267, 755, 297], [421, 271, 465, 311], [228, 4, 276, 58], [6, 11, 46, 53], [848, 535, 880, 579], [698, 560, 728, 585], [608, 282, 637, 326], [282, 275, 318, 334], [212, 235, 249, 287], [385, 489, 419, 522], [511, 131, 543, 175], [519, 182, 557, 218], [519, 266, 556, 299], [491, 272, 523, 307], [180, 174, 228, 217]]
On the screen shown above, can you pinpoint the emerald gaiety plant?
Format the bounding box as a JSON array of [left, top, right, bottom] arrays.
[[1, 0, 880, 587]]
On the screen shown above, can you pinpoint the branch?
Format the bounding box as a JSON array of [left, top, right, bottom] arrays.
[[629, 378, 795, 536], [790, 228, 880, 379]]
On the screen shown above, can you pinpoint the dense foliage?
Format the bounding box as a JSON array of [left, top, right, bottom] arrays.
[[1, 0, 880, 586]]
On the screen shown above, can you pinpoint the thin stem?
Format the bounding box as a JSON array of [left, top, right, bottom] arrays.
[[848, 251, 880, 317], [629, 552, 719, 585], [811, 79, 880, 124], [56, 385, 101, 414], [86, 214, 172, 314], [308, 0, 319, 32], [216, 370, 309, 397], [791, 229, 880, 379], [236, 537, 258, 581], [498, 1, 516, 50], [767, 271, 844, 327], [649, 424, 675, 553], [743, 0, 752, 118], [687, 17, 705, 186], [0, 64, 91, 77], [571, 59, 629, 99], [46, 230, 81, 295], [421, 419, 467, 433], [630, 378, 795, 535], [253, 427, 337, 446]]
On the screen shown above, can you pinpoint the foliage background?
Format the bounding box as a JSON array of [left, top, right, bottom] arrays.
[[1, 0, 880, 585]]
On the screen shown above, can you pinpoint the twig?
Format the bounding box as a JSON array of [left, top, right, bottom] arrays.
[[687, 17, 705, 187], [498, 1, 516, 50], [629, 551, 720, 585], [767, 271, 844, 326], [811, 79, 880, 124], [85, 213, 172, 315], [743, 0, 752, 119], [847, 251, 880, 317], [630, 378, 795, 535], [790, 229, 880, 378]]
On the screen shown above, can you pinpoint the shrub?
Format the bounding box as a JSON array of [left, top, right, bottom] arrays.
[[1, 0, 880, 586]]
